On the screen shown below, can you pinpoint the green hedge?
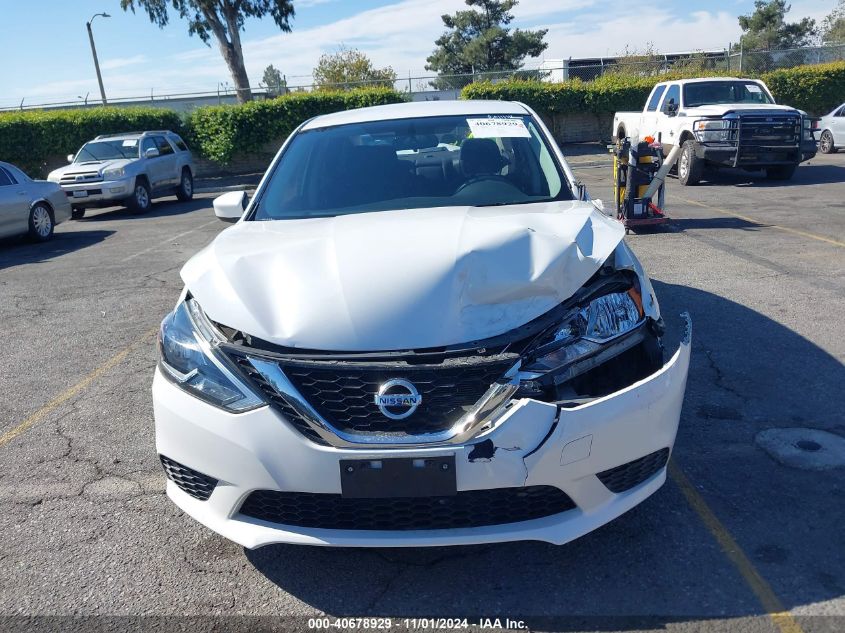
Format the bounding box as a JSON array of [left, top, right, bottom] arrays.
[[762, 62, 845, 115], [461, 63, 844, 117], [0, 107, 183, 176], [0, 88, 407, 176], [185, 88, 407, 163]]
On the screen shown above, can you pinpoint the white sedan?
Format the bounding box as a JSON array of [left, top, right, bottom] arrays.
[[153, 100, 691, 549], [0, 161, 72, 242], [818, 102, 845, 154]]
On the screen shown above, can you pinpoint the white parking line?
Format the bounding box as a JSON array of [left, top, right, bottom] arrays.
[[120, 219, 220, 263]]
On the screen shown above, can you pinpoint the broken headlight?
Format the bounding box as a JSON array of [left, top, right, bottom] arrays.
[[158, 299, 264, 412], [522, 289, 645, 382]]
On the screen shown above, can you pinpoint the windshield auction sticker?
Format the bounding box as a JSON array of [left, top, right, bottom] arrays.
[[467, 117, 530, 138]]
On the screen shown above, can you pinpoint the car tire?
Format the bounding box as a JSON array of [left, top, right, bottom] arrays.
[[28, 203, 54, 242], [766, 164, 797, 181], [127, 179, 152, 213], [71, 207, 86, 220], [819, 130, 836, 154], [678, 140, 703, 186], [176, 168, 194, 202]]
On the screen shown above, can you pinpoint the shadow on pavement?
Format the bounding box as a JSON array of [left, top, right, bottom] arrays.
[[668, 216, 764, 232], [78, 197, 213, 222], [689, 163, 845, 188], [0, 229, 114, 271], [243, 282, 845, 626]]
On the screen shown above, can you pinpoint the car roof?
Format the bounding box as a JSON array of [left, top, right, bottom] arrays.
[[93, 130, 178, 140], [660, 77, 759, 85], [301, 100, 531, 130]]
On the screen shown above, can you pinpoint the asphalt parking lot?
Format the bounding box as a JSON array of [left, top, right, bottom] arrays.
[[0, 151, 843, 633]]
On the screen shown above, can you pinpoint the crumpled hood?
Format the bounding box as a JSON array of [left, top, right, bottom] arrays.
[[182, 202, 625, 351], [48, 159, 131, 180], [686, 103, 799, 116]]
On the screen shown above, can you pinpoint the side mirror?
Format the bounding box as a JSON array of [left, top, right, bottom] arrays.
[[67, 154, 75, 163], [144, 147, 160, 159], [665, 100, 678, 116], [213, 190, 248, 223]]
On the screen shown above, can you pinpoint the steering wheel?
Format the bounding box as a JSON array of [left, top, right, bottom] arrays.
[[454, 174, 512, 195]]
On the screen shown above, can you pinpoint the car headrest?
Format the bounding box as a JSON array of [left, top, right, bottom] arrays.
[[460, 138, 506, 176]]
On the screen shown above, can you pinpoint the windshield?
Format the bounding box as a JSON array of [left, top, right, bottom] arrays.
[[74, 139, 140, 162], [683, 81, 774, 108], [252, 114, 572, 221]]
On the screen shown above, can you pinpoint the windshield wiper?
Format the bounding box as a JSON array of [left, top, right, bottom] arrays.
[[473, 198, 555, 208]]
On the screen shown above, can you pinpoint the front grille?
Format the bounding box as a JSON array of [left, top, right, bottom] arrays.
[[279, 359, 512, 436], [740, 115, 800, 147], [230, 355, 329, 445], [239, 486, 576, 530], [60, 171, 102, 184], [597, 448, 670, 493], [159, 455, 218, 501]]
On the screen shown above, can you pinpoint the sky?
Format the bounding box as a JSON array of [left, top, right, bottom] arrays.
[[0, 0, 838, 108]]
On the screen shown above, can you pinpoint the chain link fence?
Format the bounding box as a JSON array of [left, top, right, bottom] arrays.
[[3, 43, 843, 112]]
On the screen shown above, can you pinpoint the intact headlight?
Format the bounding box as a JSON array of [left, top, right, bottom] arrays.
[[158, 299, 264, 412], [524, 290, 644, 375], [695, 120, 729, 131], [103, 167, 125, 180]]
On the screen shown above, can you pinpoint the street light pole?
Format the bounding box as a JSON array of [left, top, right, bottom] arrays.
[[86, 12, 110, 105]]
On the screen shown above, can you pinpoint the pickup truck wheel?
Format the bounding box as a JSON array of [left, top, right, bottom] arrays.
[[176, 169, 194, 201], [819, 130, 836, 154], [71, 207, 85, 220], [766, 164, 797, 181], [678, 140, 703, 186], [127, 179, 152, 213]]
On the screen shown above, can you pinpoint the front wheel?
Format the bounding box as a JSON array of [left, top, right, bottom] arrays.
[[127, 179, 152, 213], [28, 203, 54, 242], [766, 164, 797, 181], [819, 130, 836, 154], [176, 168, 193, 202], [678, 140, 703, 186]]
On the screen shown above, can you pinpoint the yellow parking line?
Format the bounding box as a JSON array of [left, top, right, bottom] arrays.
[[677, 197, 844, 248], [0, 327, 158, 449], [669, 459, 804, 633]]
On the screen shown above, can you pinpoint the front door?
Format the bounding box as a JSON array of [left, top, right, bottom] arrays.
[[0, 166, 29, 239]]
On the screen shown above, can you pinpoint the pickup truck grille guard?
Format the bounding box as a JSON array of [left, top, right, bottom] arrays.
[[698, 114, 802, 167]]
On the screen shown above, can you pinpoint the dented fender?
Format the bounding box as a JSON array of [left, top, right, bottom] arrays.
[[461, 315, 692, 507]]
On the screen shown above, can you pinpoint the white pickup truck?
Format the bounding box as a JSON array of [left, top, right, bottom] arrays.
[[612, 77, 817, 185]]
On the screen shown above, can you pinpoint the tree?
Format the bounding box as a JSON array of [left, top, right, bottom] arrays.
[[312, 47, 397, 90], [120, 0, 295, 103], [737, 0, 817, 50], [425, 0, 547, 90], [821, 0, 845, 44], [261, 64, 286, 96]]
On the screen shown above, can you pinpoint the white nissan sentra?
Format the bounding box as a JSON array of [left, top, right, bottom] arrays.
[[153, 100, 691, 548]]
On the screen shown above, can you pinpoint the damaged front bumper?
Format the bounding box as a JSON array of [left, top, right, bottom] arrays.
[[153, 317, 691, 549]]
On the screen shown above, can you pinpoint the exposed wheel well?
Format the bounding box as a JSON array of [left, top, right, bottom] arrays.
[[31, 199, 55, 220], [679, 130, 695, 144], [135, 174, 150, 188]]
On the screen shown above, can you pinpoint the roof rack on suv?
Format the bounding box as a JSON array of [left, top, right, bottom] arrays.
[[94, 130, 175, 140]]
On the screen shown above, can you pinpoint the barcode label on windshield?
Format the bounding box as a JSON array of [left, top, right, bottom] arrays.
[[467, 118, 530, 138]]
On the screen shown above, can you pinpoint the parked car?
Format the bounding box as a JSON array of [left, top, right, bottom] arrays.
[[818, 103, 844, 154], [47, 130, 194, 218], [153, 100, 692, 549], [612, 77, 817, 184], [0, 161, 71, 242]]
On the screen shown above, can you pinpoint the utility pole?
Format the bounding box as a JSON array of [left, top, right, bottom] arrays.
[[87, 12, 110, 105]]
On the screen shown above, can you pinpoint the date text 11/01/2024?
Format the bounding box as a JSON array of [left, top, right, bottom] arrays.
[[307, 617, 528, 630]]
